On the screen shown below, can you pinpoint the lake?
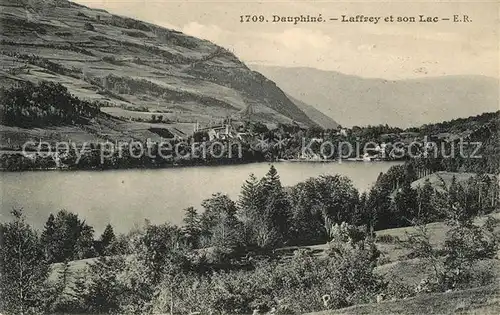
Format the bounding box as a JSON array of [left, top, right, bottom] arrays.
[[0, 161, 402, 234]]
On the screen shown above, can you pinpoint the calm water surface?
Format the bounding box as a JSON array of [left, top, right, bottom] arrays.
[[0, 161, 402, 233]]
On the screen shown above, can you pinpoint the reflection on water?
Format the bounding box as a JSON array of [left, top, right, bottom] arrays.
[[0, 161, 402, 233]]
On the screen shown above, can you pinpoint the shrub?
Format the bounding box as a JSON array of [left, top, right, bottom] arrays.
[[384, 276, 415, 300], [85, 256, 126, 313], [147, 244, 383, 315], [404, 217, 499, 293], [375, 234, 401, 244], [442, 222, 499, 290]]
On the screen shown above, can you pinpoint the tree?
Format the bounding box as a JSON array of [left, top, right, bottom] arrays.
[[237, 173, 265, 245], [251, 165, 292, 247], [41, 213, 57, 262], [0, 81, 99, 128], [261, 187, 291, 247], [86, 256, 125, 313], [435, 175, 482, 225], [137, 223, 188, 285], [404, 181, 500, 293], [354, 191, 370, 228], [289, 181, 324, 245], [66, 273, 88, 313], [200, 193, 243, 248], [443, 221, 498, 290], [75, 224, 96, 260], [260, 165, 281, 192], [182, 207, 201, 248], [238, 173, 262, 214], [51, 210, 81, 262], [0, 208, 49, 314], [415, 179, 436, 223], [367, 175, 394, 230], [99, 224, 116, 256], [392, 179, 418, 226], [249, 121, 269, 134], [43, 210, 96, 262], [326, 222, 383, 308], [290, 175, 360, 245], [314, 175, 360, 226]]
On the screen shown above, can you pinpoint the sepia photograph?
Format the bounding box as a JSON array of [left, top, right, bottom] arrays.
[[0, 0, 499, 314]]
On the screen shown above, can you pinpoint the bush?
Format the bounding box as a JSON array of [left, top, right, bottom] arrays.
[[375, 234, 401, 244], [149, 247, 383, 315], [442, 222, 499, 290], [404, 217, 499, 293]]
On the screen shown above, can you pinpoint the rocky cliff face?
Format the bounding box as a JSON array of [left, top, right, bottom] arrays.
[[0, 0, 318, 128]]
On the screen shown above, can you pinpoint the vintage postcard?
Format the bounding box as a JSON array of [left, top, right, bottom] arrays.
[[0, 0, 499, 314]]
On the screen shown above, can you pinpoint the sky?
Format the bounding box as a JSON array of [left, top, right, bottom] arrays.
[[75, 0, 499, 80]]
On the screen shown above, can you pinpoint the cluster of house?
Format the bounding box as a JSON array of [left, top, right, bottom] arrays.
[[380, 130, 474, 144], [193, 121, 252, 142]]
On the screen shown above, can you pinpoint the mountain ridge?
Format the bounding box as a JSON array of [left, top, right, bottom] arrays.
[[251, 65, 499, 128], [286, 94, 339, 130], [0, 0, 324, 135]]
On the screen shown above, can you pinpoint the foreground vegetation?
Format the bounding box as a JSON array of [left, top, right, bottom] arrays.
[[1, 163, 499, 314], [310, 284, 500, 315]]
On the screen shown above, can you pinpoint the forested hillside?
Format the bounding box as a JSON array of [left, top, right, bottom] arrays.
[[0, 0, 319, 134]]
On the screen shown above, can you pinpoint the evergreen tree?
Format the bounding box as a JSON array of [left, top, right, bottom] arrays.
[[45, 210, 96, 262], [53, 210, 81, 262], [237, 173, 265, 245], [254, 165, 292, 247], [260, 165, 281, 191], [416, 180, 437, 223], [41, 213, 57, 263], [238, 173, 262, 215], [264, 191, 291, 247], [75, 224, 96, 260], [182, 207, 201, 248], [366, 171, 395, 230], [436, 176, 481, 225], [99, 224, 116, 256], [392, 179, 418, 226], [0, 208, 49, 314]]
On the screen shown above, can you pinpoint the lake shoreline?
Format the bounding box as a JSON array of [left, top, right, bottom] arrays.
[[0, 155, 404, 173], [0, 161, 403, 234]]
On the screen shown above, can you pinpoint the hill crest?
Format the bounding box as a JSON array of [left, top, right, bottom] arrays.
[[0, 0, 322, 131]]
